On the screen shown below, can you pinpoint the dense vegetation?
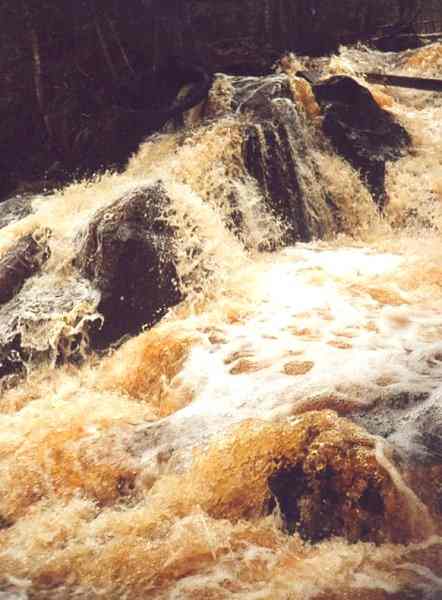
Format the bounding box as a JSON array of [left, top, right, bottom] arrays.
[[0, 0, 439, 199]]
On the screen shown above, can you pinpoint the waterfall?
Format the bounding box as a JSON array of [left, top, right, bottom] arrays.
[[0, 43, 442, 600]]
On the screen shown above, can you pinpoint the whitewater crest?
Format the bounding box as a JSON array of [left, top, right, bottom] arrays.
[[0, 44, 442, 599]]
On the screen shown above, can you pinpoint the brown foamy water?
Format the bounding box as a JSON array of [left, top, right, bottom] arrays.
[[1, 44, 442, 599]]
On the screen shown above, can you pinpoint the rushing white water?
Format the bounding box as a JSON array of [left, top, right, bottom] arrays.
[[0, 43, 442, 599]]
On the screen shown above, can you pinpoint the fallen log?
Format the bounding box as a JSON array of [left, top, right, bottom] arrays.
[[362, 72, 442, 92], [298, 70, 442, 93]]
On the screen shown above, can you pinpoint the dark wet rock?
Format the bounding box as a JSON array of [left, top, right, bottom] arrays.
[[0, 195, 34, 230], [129, 411, 419, 545], [268, 458, 386, 544], [372, 33, 424, 53], [372, 388, 442, 522], [0, 273, 99, 385], [231, 75, 294, 113], [0, 336, 26, 382], [0, 514, 12, 530], [313, 75, 411, 208], [0, 233, 50, 307], [63, 59, 213, 177], [75, 183, 182, 349], [383, 389, 431, 411], [355, 385, 442, 465], [236, 74, 336, 244], [416, 405, 442, 462], [390, 391, 442, 464]]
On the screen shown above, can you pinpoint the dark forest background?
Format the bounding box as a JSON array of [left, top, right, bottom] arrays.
[[1, 0, 441, 200]]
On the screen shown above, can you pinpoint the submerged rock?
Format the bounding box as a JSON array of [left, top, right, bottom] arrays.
[[350, 382, 442, 521], [0, 230, 51, 381], [131, 410, 427, 545], [75, 183, 182, 349], [0, 232, 50, 307], [313, 76, 411, 208], [0, 195, 34, 230], [359, 385, 442, 465], [0, 274, 99, 384]]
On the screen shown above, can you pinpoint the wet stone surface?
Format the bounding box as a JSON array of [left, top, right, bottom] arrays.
[[75, 182, 183, 349], [313, 75, 411, 208]]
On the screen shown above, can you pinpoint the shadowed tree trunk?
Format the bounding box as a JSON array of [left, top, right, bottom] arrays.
[[92, 0, 119, 81], [21, 0, 51, 141], [416, 0, 442, 33], [2, 0, 436, 199], [145, 0, 425, 73]]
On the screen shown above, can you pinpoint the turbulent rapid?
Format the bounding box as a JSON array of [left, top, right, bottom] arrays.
[[1, 44, 442, 599]]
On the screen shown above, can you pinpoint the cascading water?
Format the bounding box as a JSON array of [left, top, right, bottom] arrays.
[[0, 43, 442, 599]]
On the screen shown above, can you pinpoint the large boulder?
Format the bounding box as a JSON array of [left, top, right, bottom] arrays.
[[130, 411, 424, 544], [313, 76, 411, 208], [74, 183, 182, 349], [356, 384, 442, 465], [225, 74, 336, 243], [353, 384, 442, 521]]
